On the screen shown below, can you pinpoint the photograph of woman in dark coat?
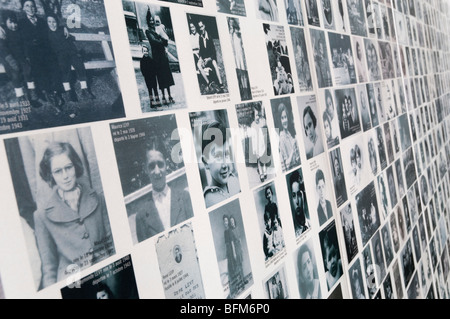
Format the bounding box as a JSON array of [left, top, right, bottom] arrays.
[[145, 8, 175, 106], [34, 142, 115, 289]]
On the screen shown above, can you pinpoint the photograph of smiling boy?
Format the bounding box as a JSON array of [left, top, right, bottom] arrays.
[[190, 110, 241, 209]]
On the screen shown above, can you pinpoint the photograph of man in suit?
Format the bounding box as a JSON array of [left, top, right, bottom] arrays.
[[135, 138, 194, 242]]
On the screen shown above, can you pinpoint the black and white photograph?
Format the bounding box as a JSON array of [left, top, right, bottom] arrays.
[[376, 126, 387, 170], [328, 32, 357, 86], [332, 0, 348, 33], [371, 1, 382, 40], [365, 0, 375, 38], [321, 0, 334, 29], [340, 203, 358, 263], [61, 255, 138, 299], [381, 222, 394, 267], [319, 220, 343, 291], [271, 97, 301, 172], [122, 1, 186, 112], [310, 156, 334, 226], [412, 225, 422, 263], [364, 38, 382, 81], [209, 199, 253, 299], [403, 147, 417, 190], [190, 109, 241, 209], [355, 181, 381, 247], [227, 17, 252, 101], [407, 272, 421, 299], [390, 211, 400, 253], [377, 172, 389, 219], [372, 230, 387, 283], [367, 83, 379, 128], [393, 259, 404, 299], [352, 36, 368, 83], [290, 26, 313, 92], [236, 101, 274, 188], [382, 81, 396, 121], [286, 168, 311, 238], [4, 127, 115, 291], [384, 122, 394, 164], [383, 272, 394, 299], [155, 223, 206, 299], [320, 88, 340, 149], [304, 0, 320, 27], [0, 0, 125, 134], [349, 258, 366, 299], [346, 0, 367, 37], [397, 113, 412, 152], [253, 182, 286, 262], [216, 0, 246, 16], [395, 159, 405, 199], [335, 87, 361, 140], [356, 84, 372, 132], [110, 115, 194, 244], [187, 13, 228, 96], [386, 165, 398, 209], [310, 29, 332, 88], [294, 238, 321, 299], [263, 23, 294, 95], [285, 0, 304, 26], [362, 244, 377, 298], [329, 147, 348, 207], [256, 0, 279, 22], [298, 94, 324, 160], [367, 132, 379, 177], [401, 238, 416, 289], [342, 136, 370, 195], [264, 265, 289, 299], [378, 41, 395, 80], [158, 0, 203, 6]]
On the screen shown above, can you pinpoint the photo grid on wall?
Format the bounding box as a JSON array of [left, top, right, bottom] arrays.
[[0, 0, 449, 301]]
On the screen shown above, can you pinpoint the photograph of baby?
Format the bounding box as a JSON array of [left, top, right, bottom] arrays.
[[190, 109, 241, 209]]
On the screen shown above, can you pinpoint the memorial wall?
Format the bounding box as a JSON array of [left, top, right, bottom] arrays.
[[0, 0, 449, 300]]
